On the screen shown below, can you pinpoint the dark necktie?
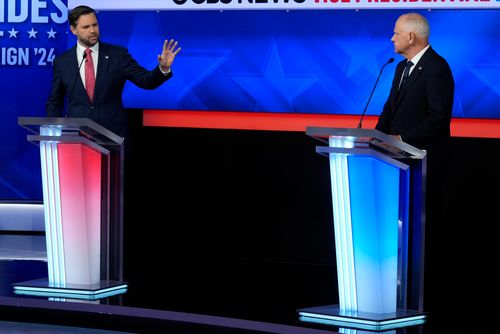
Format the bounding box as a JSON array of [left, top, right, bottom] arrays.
[[85, 48, 95, 102], [399, 60, 414, 90]]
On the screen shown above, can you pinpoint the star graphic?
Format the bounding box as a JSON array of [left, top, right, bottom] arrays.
[[47, 28, 57, 39], [333, 29, 392, 80], [122, 12, 229, 109], [231, 41, 317, 112], [8, 28, 18, 38], [460, 64, 500, 118], [27, 28, 38, 39], [469, 65, 500, 96]]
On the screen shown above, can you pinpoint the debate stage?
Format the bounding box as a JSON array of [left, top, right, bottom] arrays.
[[1, 125, 497, 333]]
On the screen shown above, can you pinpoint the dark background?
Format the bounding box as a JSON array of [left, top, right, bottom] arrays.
[[121, 111, 498, 329], [1, 111, 497, 332]]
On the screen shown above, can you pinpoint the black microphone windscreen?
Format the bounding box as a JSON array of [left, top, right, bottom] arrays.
[[388, 57, 394, 63]]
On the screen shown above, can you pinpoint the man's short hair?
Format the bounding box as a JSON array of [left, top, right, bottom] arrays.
[[401, 13, 430, 39], [69, 5, 96, 28]]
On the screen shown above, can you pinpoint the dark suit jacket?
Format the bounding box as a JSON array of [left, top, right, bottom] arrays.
[[375, 47, 454, 154], [46, 42, 173, 137]]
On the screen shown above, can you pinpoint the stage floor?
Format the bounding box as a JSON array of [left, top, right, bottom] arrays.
[[0, 234, 496, 333]]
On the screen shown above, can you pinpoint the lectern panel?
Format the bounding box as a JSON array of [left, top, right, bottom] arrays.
[[16, 117, 126, 300], [58, 144, 101, 285], [300, 127, 426, 330]]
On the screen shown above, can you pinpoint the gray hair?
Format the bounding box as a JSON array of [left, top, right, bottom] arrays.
[[400, 13, 430, 39]]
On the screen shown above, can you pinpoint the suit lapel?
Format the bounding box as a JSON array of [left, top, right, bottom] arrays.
[[396, 47, 434, 103], [68, 46, 87, 98], [93, 43, 111, 102], [390, 62, 405, 111], [393, 62, 405, 98]]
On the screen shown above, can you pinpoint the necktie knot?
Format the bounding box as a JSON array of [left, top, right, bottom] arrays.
[[404, 60, 414, 75], [399, 60, 414, 90]]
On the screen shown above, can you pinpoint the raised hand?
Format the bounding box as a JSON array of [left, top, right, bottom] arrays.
[[158, 38, 181, 72]]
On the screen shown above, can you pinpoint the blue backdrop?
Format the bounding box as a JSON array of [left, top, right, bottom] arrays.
[[0, 0, 67, 200], [99, 10, 499, 119], [1, 8, 499, 200]]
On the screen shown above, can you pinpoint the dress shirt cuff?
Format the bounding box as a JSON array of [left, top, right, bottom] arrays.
[[159, 65, 171, 75]]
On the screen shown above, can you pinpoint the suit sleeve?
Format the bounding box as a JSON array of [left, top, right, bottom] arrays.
[[400, 60, 454, 145], [375, 96, 392, 134], [121, 48, 172, 89], [45, 58, 65, 117], [375, 66, 401, 134]]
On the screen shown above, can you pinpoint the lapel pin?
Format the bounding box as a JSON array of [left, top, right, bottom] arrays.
[[105, 55, 109, 59], [419, 67, 422, 70]]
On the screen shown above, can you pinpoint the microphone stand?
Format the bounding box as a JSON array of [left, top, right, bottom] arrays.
[[357, 57, 394, 129], [65, 51, 87, 118]]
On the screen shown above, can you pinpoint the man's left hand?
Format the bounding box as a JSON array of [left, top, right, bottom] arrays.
[[158, 38, 181, 72]]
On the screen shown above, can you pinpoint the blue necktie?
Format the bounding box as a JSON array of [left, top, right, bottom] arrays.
[[399, 60, 414, 90]]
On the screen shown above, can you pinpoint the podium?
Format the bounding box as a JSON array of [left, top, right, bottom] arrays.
[[14, 117, 127, 300], [298, 127, 427, 331]]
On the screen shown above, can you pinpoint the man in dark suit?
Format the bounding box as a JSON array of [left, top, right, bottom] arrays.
[[376, 13, 454, 315], [376, 12, 454, 152], [46, 5, 181, 137], [44, 6, 182, 283]]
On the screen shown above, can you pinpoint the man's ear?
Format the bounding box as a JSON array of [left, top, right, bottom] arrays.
[[69, 25, 77, 36], [408, 32, 415, 44]]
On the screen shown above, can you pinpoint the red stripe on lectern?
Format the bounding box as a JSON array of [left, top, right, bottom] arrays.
[[143, 110, 500, 139]]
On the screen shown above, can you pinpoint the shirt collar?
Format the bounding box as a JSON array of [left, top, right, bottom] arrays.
[[76, 42, 99, 57], [408, 44, 429, 67]]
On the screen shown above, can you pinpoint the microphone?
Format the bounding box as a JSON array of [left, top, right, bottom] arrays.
[[357, 57, 394, 129], [65, 51, 87, 118]]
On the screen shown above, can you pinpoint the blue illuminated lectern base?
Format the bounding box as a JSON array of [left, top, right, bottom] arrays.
[[12, 278, 127, 300], [303, 128, 428, 332], [298, 305, 426, 331]]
